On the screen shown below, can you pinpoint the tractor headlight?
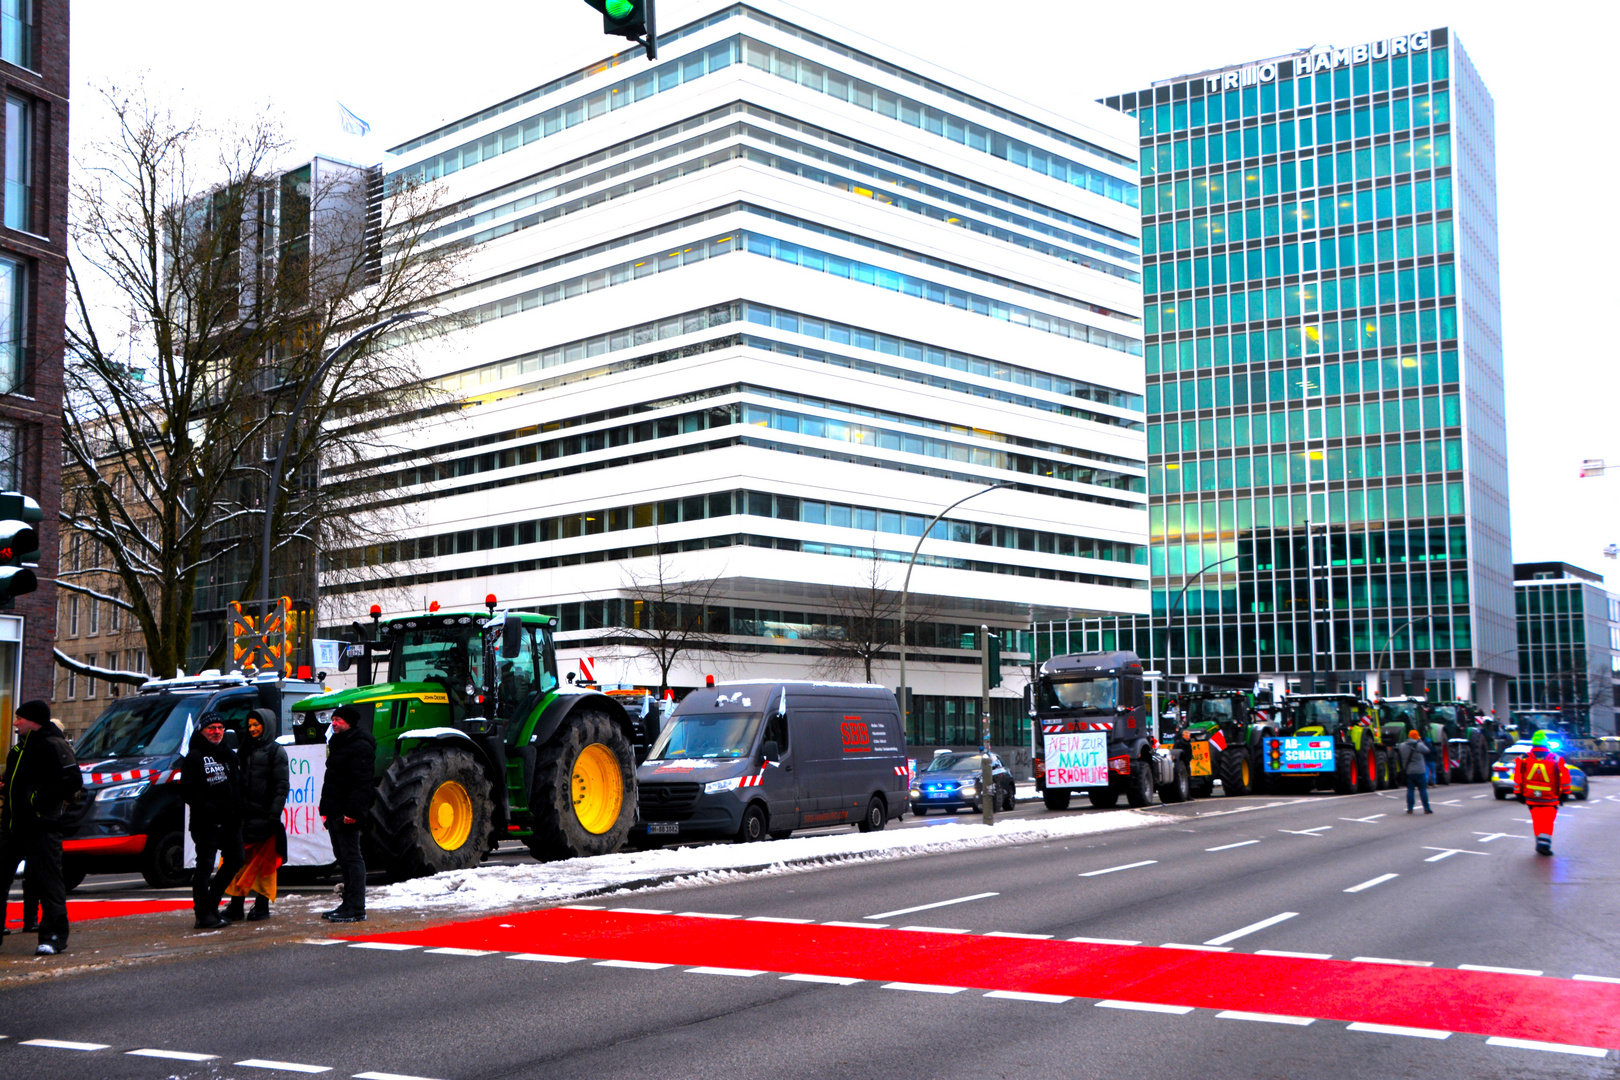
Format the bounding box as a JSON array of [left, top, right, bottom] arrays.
[[704, 776, 743, 794], [96, 780, 150, 802]]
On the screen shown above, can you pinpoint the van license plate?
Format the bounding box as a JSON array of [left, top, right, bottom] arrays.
[[647, 823, 679, 835]]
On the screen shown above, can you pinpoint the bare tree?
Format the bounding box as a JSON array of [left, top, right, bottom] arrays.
[[56, 84, 462, 684], [616, 549, 728, 696], [809, 551, 930, 684]]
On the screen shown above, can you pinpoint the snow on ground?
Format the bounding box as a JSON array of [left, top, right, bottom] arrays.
[[366, 809, 1169, 914]]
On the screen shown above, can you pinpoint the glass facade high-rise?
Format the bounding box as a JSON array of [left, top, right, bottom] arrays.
[[1510, 563, 1619, 735], [1085, 28, 1514, 712]]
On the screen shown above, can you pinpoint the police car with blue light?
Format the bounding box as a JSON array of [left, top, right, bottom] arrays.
[[1491, 737, 1589, 802]]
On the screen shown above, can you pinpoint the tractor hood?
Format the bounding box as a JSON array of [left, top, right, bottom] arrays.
[[291, 682, 452, 714]]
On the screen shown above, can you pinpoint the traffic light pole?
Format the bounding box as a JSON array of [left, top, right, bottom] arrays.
[[981, 624, 995, 827]]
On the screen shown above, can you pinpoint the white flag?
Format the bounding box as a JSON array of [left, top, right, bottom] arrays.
[[337, 102, 371, 137]]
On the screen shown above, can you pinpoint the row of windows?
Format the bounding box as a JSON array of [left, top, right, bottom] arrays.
[[1157, 394, 1461, 447], [1141, 117, 1448, 177], [1157, 436, 1461, 482], [1147, 570, 1470, 614], [1144, 232, 1457, 307], [1152, 517, 1464, 565], [1115, 619, 1474, 667], [1151, 354, 1458, 412], [1149, 334, 1456, 380], [1147, 181, 1452, 255], [1146, 481, 1465, 529], [1148, 168, 1449, 219], [1148, 305, 1457, 371], [1146, 89, 1449, 149], [58, 651, 148, 702], [1155, 295, 1457, 346], [1152, 270, 1456, 330], [1516, 586, 1599, 619]]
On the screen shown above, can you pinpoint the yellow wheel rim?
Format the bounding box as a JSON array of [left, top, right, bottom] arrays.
[[429, 780, 474, 851], [572, 743, 624, 835], [1241, 756, 1251, 787]]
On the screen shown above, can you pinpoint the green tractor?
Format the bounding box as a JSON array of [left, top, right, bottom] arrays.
[[1279, 693, 1384, 795], [1376, 697, 1485, 786], [1430, 700, 1491, 783], [1166, 689, 1281, 797], [290, 600, 653, 879]]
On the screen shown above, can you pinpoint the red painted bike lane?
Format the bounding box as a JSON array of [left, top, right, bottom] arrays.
[[5, 900, 192, 927], [351, 907, 1620, 1049]]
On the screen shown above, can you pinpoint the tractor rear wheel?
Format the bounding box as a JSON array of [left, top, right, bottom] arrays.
[[1218, 746, 1251, 796], [1333, 749, 1355, 794], [525, 711, 636, 861], [1371, 749, 1388, 791], [1356, 749, 1377, 794], [371, 747, 494, 879]]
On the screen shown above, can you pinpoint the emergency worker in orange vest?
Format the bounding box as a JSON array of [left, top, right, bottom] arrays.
[[1513, 731, 1571, 856]]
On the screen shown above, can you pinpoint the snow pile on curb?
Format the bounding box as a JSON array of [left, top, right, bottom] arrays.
[[368, 810, 1168, 913]]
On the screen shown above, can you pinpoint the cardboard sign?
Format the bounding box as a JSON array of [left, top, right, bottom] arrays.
[[1191, 740, 1212, 777], [185, 744, 335, 867], [1044, 731, 1107, 787], [1263, 736, 1336, 773]]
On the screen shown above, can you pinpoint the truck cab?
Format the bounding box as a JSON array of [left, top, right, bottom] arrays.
[[1032, 651, 1184, 810], [66, 671, 326, 888]]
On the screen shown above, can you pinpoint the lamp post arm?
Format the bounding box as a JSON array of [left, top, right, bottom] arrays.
[[1163, 552, 1243, 679]]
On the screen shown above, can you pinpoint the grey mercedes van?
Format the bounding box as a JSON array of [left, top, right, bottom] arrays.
[[630, 681, 909, 844]]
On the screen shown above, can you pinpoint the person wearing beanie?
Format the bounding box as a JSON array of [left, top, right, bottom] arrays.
[[223, 709, 289, 922], [319, 704, 375, 922], [0, 700, 83, 955], [1514, 731, 1571, 856], [1396, 728, 1432, 815], [182, 713, 243, 929]]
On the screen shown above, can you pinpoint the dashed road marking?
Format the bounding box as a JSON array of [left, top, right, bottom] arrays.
[[594, 959, 671, 970], [1079, 860, 1157, 876], [1067, 936, 1142, 946], [1163, 943, 1232, 952], [1216, 1010, 1315, 1026], [899, 925, 972, 934], [1257, 950, 1332, 960], [1459, 964, 1543, 976], [354, 1072, 450, 1080], [508, 953, 583, 963], [1574, 974, 1620, 984], [1097, 999, 1195, 1015], [1485, 1036, 1609, 1058], [1422, 847, 1488, 862], [781, 973, 862, 985], [609, 907, 672, 915], [868, 891, 998, 920], [1340, 814, 1386, 823], [234, 1060, 332, 1074], [676, 911, 740, 919], [1347, 1022, 1450, 1039], [1352, 957, 1433, 967], [1438, 799, 1463, 805], [685, 966, 766, 977], [1204, 911, 1298, 946], [1344, 873, 1399, 893], [985, 990, 1071, 1003], [745, 916, 814, 924], [984, 931, 1053, 939], [1473, 832, 1526, 843], [297, 938, 345, 946], [347, 942, 419, 952], [558, 904, 604, 910], [128, 1049, 218, 1062], [883, 982, 966, 994], [1280, 826, 1333, 836], [822, 921, 887, 929], [1205, 840, 1260, 851], [1472, 793, 1490, 799], [422, 947, 495, 957], [19, 1039, 110, 1051]]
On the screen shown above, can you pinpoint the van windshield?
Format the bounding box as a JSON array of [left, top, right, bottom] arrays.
[[76, 694, 213, 761], [647, 711, 763, 760]]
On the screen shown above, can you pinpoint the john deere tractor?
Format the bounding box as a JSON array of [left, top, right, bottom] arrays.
[[1167, 690, 1281, 797], [291, 602, 653, 879], [1280, 693, 1384, 794], [1377, 697, 1486, 786]]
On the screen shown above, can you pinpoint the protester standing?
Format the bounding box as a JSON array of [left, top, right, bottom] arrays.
[[0, 701, 82, 954], [1397, 728, 1432, 814], [320, 704, 374, 923], [224, 709, 289, 922], [1514, 730, 1571, 856], [182, 714, 243, 929]]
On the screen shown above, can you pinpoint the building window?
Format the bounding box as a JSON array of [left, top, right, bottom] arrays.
[[107, 651, 119, 696], [0, 258, 24, 394], [109, 595, 120, 632], [4, 93, 29, 231], [0, 1, 33, 70], [88, 597, 99, 636], [67, 594, 78, 635], [132, 649, 146, 677], [65, 664, 74, 699], [84, 654, 96, 698]]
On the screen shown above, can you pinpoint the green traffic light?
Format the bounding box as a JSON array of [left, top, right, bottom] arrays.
[[606, 0, 634, 18]]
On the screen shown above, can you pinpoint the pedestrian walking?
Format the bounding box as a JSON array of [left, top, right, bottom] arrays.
[[1397, 728, 1432, 814], [1514, 730, 1571, 856], [320, 704, 374, 923], [182, 713, 243, 929], [223, 709, 288, 922], [0, 701, 83, 955]]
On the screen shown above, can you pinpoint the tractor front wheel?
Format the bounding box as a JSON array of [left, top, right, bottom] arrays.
[[525, 711, 636, 862], [1218, 746, 1251, 796], [371, 747, 495, 879]]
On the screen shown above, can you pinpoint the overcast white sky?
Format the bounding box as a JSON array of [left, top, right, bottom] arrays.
[[69, 1, 1619, 575]]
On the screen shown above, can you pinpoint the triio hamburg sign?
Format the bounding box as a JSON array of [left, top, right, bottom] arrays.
[[1263, 736, 1336, 774], [1044, 731, 1107, 787]]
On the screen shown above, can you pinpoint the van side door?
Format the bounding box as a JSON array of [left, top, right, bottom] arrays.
[[791, 709, 852, 825], [759, 707, 800, 830]]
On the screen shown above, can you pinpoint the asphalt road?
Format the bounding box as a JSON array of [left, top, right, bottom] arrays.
[[4, 781, 1619, 1080]]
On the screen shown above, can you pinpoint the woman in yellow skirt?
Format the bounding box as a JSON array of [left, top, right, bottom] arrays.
[[224, 710, 288, 921]]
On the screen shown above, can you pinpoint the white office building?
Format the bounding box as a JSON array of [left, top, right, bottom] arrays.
[[332, 1, 1148, 749]]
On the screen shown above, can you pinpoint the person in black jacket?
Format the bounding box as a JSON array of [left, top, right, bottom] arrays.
[[0, 701, 83, 955], [319, 704, 374, 922], [223, 709, 289, 922], [182, 714, 243, 929]]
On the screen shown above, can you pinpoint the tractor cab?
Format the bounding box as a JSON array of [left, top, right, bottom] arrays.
[[1284, 694, 1366, 736], [1376, 697, 1433, 746]]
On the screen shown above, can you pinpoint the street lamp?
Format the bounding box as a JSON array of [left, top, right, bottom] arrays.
[[256, 311, 431, 642], [1370, 614, 1432, 696], [896, 480, 1015, 732], [1162, 552, 1243, 683]]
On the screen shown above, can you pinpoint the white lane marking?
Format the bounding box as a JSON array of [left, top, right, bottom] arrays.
[[685, 966, 766, 977], [1340, 814, 1387, 823], [745, 916, 815, 924], [1080, 860, 1158, 877], [1473, 832, 1526, 843], [676, 912, 740, 919], [509, 954, 584, 963], [1096, 1000, 1194, 1014], [984, 931, 1053, 940], [128, 1049, 218, 1062], [883, 982, 966, 994], [822, 921, 888, 929], [20, 1039, 111, 1050], [354, 1072, 451, 1080], [1352, 956, 1433, 967], [1280, 826, 1333, 836], [1459, 964, 1543, 976], [594, 959, 671, 970], [1574, 974, 1620, 984], [899, 925, 972, 934], [234, 1060, 332, 1074], [1344, 873, 1399, 893], [1205, 840, 1260, 851], [609, 907, 671, 915], [1422, 846, 1489, 862], [1472, 793, 1490, 799], [1217, 1010, 1315, 1026], [347, 942, 419, 952], [1162, 943, 1232, 952], [1438, 799, 1463, 805], [1257, 950, 1333, 960], [1193, 799, 1311, 818], [1486, 1036, 1609, 1058], [986, 990, 1072, 1003], [1347, 1022, 1450, 1039], [298, 939, 346, 946], [781, 973, 862, 985], [423, 947, 495, 957], [559, 904, 604, 910], [1204, 911, 1298, 946], [868, 891, 999, 919], [1067, 936, 1142, 946]]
